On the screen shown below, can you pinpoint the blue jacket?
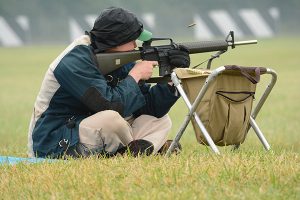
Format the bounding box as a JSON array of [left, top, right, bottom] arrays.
[[28, 36, 179, 158]]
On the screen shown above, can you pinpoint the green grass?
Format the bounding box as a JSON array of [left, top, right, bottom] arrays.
[[0, 38, 299, 199]]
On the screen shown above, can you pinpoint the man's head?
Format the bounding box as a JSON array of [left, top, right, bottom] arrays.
[[89, 7, 152, 53]]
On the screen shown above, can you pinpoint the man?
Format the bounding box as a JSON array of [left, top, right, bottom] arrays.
[[28, 7, 190, 158]]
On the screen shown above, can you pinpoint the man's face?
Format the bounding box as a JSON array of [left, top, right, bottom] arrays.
[[107, 40, 137, 52]]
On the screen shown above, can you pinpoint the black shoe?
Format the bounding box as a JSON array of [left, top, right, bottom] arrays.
[[116, 139, 154, 157], [158, 140, 182, 155]]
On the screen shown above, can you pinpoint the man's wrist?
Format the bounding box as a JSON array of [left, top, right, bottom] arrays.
[[128, 73, 140, 83]]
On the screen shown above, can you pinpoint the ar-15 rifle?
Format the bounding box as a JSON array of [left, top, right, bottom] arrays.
[[95, 31, 257, 80]]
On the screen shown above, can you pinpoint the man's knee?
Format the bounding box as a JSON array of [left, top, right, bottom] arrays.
[[134, 114, 172, 132], [157, 114, 172, 130]]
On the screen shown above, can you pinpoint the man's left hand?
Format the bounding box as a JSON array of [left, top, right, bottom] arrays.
[[168, 45, 190, 68]]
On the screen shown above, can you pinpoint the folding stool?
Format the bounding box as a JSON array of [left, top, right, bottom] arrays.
[[166, 65, 277, 155]]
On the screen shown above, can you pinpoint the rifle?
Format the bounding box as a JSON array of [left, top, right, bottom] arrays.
[[95, 31, 257, 82]]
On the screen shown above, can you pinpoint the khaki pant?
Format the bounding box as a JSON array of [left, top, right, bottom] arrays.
[[77, 110, 172, 156]]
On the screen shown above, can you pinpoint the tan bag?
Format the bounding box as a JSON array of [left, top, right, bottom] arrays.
[[174, 67, 258, 146]]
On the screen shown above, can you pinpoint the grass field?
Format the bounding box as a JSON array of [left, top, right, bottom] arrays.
[[0, 37, 299, 199]]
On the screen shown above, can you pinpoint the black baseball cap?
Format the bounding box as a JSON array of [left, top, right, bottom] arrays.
[[88, 7, 152, 53]]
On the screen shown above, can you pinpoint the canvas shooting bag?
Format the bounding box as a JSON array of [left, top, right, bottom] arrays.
[[174, 66, 265, 146]]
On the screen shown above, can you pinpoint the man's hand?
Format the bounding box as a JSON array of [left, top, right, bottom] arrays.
[[129, 61, 158, 83]]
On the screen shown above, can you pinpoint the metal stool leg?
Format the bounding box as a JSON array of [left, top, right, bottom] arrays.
[[249, 117, 270, 150]]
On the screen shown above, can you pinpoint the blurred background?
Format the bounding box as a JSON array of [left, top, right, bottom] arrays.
[[0, 0, 300, 46]]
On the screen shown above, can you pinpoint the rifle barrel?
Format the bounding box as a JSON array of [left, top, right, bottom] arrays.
[[180, 39, 257, 54], [234, 40, 258, 46]]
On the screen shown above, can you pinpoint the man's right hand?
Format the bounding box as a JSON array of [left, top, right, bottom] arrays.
[[129, 61, 158, 83]]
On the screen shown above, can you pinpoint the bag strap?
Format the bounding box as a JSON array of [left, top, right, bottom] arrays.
[[224, 65, 266, 84]]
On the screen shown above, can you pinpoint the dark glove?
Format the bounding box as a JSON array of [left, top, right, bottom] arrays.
[[168, 45, 190, 68]]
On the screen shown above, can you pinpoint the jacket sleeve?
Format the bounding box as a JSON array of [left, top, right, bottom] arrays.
[[53, 45, 145, 117], [133, 82, 180, 118]]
